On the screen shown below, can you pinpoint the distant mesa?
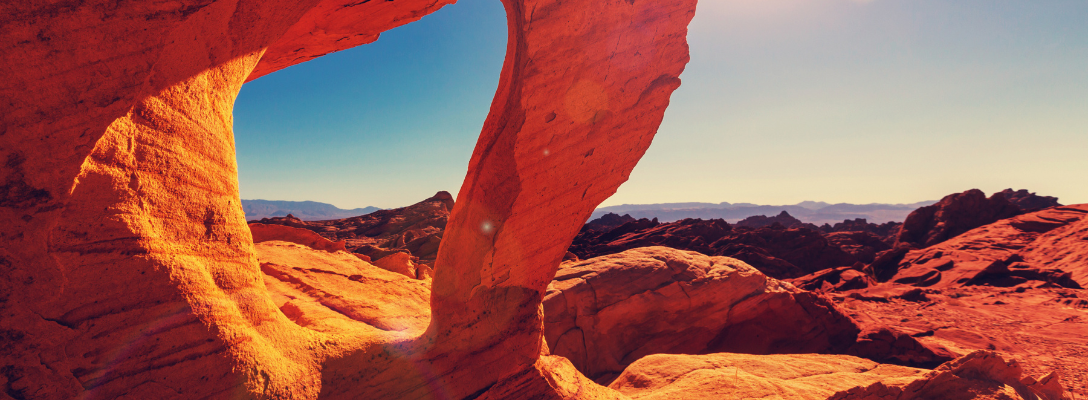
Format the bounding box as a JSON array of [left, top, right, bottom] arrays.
[[241, 199, 381, 221]]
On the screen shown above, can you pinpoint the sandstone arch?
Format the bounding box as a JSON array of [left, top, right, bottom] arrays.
[[0, 0, 696, 398]]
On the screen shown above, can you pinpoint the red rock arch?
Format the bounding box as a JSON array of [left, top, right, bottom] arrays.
[[0, 0, 696, 398]]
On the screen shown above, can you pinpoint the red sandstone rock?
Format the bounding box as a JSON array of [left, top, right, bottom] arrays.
[[252, 191, 453, 265], [609, 353, 928, 400], [249, 222, 348, 253], [256, 241, 431, 333], [895, 189, 1023, 249], [831, 285, 1088, 396], [819, 218, 904, 244], [888, 204, 1088, 290], [544, 247, 947, 382], [826, 231, 892, 264], [996, 188, 1062, 212], [791, 266, 877, 292], [583, 212, 638, 232], [570, 218, 859, 279], [0, 0, 698, 397], [829, 351, 1066, 400], [734, 210, 807, 229], [372, 252, 417, 279], [610, 351, 1065, 400]]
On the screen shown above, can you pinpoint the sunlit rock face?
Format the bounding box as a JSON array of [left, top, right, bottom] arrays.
[[0, 0, 696, 398]]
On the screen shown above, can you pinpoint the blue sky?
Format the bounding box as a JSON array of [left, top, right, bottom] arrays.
[[235, 0, 1088, 209]]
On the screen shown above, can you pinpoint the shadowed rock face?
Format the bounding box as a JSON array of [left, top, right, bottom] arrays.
[[896, 189, 1024, 249], [570, 217, 859, 279], [734, 210, 807, 229], [0, 0, 697, 398], [997, 188, 1062, 212]]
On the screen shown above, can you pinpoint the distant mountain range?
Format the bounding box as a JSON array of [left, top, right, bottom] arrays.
[[591, 200, 938, 225], [242, 200, 380, 221], [244, 197, 939, 225]]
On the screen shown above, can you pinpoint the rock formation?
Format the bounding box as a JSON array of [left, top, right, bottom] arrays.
[[569, 217, 858, 279], [544, 247, 950, 383], [544, 247, 859, 382], [996, 188, 1062, 212], [791, 266, 878, 293], [818, 218, 904, 244], [895, 189, 1024, 249], [610, 351, 1064, 400], [0, 0, 698, 398], [252, 191, 454, 265], [831, 285, 1087, 397], [250, 222, 350, 254], [829, 351, 1066, 400], [257, 241, 431, 333], [825, 231, 892, 264], [734, 210, 808, 228], [609, 353, 927, 400], [888, 204, 1088, 290], [582, 212, 639, 232]]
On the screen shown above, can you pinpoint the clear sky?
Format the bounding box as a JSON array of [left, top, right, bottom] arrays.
[[234, 0, 1088, 209]]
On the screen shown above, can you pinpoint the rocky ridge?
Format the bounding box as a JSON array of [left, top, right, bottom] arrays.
[[251, 191, 453, 266]]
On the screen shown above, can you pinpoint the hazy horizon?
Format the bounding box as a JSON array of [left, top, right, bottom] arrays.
[[234, 0, 1088, 209]]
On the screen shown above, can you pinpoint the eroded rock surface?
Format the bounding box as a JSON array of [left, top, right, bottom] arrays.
[[611, 351, 1065, 400], [250, 222, 350, 253], [569, 218, 858, 279], [829, 351, 1065, 400], [895, 189, 1024, 249], [609, 353, 927, 400], [257, 241, 431, 334], [0, 0, 698, 397], [544, 247, 946, 382], [889, 204, 1088, 290]]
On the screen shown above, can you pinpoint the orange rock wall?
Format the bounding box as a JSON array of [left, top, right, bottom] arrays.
[[0, 0, 696, 398]]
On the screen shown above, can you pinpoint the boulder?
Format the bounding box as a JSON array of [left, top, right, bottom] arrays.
[[372, 252, 417, 279], [544, 247, 943, 382]]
